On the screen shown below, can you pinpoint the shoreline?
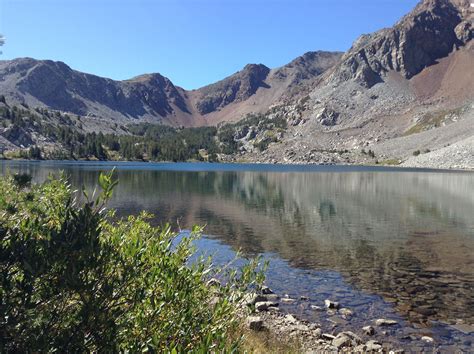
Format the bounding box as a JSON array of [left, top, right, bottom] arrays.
[[1, 157, 473, 173], [241, 288, 452, 353]]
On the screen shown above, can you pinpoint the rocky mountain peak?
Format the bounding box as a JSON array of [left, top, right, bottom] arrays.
[[272, 51, 343, 83], [327, 0, 468, 88], [195, 64, 271, 115]]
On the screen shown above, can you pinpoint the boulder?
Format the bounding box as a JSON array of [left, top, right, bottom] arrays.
[[322, 333, 336, 341], [421, 336, 434, 343], [363, 325, 376, 336], [265, 293, 280, 301], [325, 299, 341, 309], [332, 333, 353, 349], [365, 339, 383, 351], [455, 20, 473, 43], [255, 301, 279, 312], [243, 293, 267, 306], [315, 107, 339, 126], [284, 314, 297, 324], [281, 297, 296, 304], [247, 316, 264, 331], [261, 285, 273, 295], [331, 331, 362, 348]]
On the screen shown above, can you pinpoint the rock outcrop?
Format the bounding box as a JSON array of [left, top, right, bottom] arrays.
[[327, 0, 467, 88]]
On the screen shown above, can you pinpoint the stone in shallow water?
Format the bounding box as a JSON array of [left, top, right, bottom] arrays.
[[451, 323, 474, 334], [328, 316, 347, 326], [339, 308, 353, 317], [265, 293, 280, 301], [311, 305, 324, 311], [331, 331, 362, 349], [421, 336, 434, 343], [363, 325, 376, 335], [255, 301, 278, 312], [365, 339, 382, 351], [261, 285, 273, 295], [325, 299, 341, 309], [332, 334, 352, 349], [375, 318, 398, 326]]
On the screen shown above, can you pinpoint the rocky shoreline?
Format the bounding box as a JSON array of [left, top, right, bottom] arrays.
[[241, 287, 438, 353]]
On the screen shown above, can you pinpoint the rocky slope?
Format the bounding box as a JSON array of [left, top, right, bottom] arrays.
[[232, 0, 474, 169]]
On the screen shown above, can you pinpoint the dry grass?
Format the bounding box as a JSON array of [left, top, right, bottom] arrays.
[[377, 159, 401, 166], [241, 328, 302, 353]]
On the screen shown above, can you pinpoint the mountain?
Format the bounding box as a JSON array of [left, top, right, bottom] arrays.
[[0, 0, 473, 168], [236, 0, 474, 169], [0, 51, 342, 128]]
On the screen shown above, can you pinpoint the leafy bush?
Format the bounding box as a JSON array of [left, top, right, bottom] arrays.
[[0, 171, 265, 351]]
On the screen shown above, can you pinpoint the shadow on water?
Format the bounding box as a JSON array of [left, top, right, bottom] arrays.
[[2, 160, 474, 349]]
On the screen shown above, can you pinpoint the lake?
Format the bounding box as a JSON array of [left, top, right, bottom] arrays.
[[1, 160, 474, 350]]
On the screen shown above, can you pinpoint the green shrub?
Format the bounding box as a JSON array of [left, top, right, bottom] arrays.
[[0, 171, 265, 352]]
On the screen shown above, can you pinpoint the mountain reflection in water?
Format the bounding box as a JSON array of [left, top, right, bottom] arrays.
[[2, 161, 474, 332]]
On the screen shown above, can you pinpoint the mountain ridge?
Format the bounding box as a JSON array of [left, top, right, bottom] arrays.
[[0, 0, 473, 168], [0, 50, 343, 127]]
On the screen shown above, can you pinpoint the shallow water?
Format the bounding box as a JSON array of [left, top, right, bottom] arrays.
[[2, 160, 474, 350]]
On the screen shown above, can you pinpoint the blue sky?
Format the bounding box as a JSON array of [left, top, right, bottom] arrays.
[[0, 0, 418, 89]]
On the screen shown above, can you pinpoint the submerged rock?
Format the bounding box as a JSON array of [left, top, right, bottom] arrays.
[[339, 308, 353, 317], [375, 319, 398, 326], [363, 325, 376, 336], [311, 305, 324, 311], [281, 297, 296, 304]]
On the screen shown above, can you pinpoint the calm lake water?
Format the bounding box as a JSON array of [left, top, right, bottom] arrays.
[[2, 160, 474, 350]]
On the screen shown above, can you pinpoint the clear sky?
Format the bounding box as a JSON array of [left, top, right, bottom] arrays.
[[0, 0, 419, 89]]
